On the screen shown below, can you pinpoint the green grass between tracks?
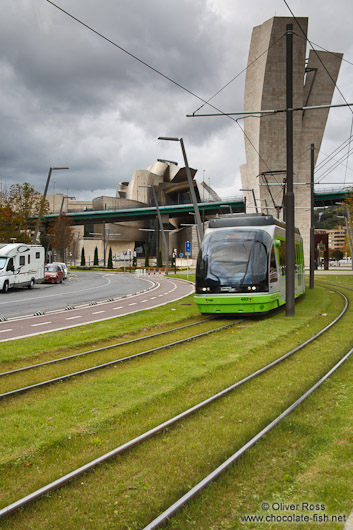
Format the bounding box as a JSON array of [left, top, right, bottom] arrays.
[[0, 275, 352, 529]]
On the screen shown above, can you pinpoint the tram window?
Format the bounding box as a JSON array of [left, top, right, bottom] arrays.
[[269, 246, 278, 283], [278, 239, 286, 275], [251, 242, 267, 283]]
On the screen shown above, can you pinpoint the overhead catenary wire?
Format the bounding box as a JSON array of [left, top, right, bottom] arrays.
[[282, 0, 353, 117], [45, 0, 276, 175], [192, 33, 286, 115], [45, 1, 242, 125], [315, 135, 353, 172], [315, 143, 353, 183]]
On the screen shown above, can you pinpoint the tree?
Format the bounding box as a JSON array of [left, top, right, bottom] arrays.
[[0, 182, 47, 243], [47, 213, 74, 262], [94, 246, 99, 266], [0, 204, 22, 243], [107, 247, 113, 269], [343, 190, 353, 258], [81, 247, 86, 266]]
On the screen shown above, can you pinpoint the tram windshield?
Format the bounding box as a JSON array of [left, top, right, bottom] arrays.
[[196, 229, 272, 293]]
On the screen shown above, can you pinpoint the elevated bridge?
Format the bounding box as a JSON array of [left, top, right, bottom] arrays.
[[44, 188, 350, 226]]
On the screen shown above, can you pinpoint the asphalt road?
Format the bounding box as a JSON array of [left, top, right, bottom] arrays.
[[0, 274, 194, 342], [0, 270, 152, 319]]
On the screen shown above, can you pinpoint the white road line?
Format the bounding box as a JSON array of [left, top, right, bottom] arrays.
[[0, 328, 13, 333], [31, 321, 52, 327], [91, 311, 105, 314], [65, 316, 83, 320], [140, 300, 148, 303], [128, 302, 137, 306], [113, 306, 123, 310], [150, 297, 157, 300]]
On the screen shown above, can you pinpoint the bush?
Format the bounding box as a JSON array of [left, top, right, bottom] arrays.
[[94, 246, 99, 266], [107, 247, 113, 269]]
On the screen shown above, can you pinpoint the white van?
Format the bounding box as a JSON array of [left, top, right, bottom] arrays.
[[0, 243, 45, 292]]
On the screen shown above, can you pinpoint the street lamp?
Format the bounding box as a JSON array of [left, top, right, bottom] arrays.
[[139, 184, 169, 275], [32, 166, 69, 244], [59, 195, 76, 216], [158, 137, 204, 241]]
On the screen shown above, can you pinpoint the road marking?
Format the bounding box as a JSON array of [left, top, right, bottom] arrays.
[[65, 315, 83, 320], [151, 296, 157, 300], [0, 328, 13, 333], [140, 300, 148, 303], [113, 306, 123, 310], [128, 302, 137, 306], [92, 310, 105, 314], [31, 321, 52, 327]]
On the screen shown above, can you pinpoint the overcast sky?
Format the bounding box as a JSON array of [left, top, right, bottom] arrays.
[[1, 0, 353, 201]]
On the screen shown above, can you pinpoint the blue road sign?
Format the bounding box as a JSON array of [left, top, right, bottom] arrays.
[[185, 241, 191, 256]]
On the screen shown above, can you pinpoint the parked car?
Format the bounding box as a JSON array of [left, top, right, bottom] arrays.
[[44, 265, 63, 284], [51, 262, 68, 279]]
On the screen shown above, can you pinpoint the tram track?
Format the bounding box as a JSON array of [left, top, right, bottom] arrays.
[[0, 318, 217, 377], [0, 283, 350, 523], [0, 320, 240, 399]]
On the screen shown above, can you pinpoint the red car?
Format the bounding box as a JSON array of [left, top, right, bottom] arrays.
[[44, 265, 63, 284]]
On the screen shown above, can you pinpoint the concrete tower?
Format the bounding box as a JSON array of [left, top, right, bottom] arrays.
[[240, 17, 343, 263]]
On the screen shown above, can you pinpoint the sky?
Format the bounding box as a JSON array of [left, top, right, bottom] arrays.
[[1, 0, 353, 202]]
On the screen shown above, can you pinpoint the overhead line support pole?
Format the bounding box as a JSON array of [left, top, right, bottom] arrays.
[[285, 24, 295, 317], [310, 144, 315, 289]]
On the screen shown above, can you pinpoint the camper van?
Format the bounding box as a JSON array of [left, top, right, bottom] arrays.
[[0, 244, 45, 292]]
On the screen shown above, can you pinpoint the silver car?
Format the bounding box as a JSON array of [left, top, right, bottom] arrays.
[[51, 262, 68, 279]]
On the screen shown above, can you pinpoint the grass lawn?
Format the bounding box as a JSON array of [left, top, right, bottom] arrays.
[[0, 274, 352, 529]]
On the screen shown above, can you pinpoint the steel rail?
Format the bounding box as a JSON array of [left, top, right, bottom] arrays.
[[0, 322, 237, 400], [0, 288, 348, 519], [143, 344, 353, 530], [0, 318, 216, 377]]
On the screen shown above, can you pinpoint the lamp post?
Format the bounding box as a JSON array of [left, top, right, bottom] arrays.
[[139, 185, 169, 275], [59, 195, 76, 216], [158, 137, 204, 242], [32, 166, 69, 244]]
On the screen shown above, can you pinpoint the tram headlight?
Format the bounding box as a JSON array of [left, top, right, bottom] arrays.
[[202, 287, 211, 292]]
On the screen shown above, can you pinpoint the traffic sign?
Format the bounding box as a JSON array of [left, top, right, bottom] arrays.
[[185, 241, 191, 256]]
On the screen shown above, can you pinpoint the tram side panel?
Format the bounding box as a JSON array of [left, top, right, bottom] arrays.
[[194, 220, 305, 315]]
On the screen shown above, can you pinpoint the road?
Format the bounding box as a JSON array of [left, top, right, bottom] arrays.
[[0, 273, 194, 342], [0, 271, 152, 319]]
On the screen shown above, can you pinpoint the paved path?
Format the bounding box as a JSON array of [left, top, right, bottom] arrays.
[[0, 277, 194, 342]]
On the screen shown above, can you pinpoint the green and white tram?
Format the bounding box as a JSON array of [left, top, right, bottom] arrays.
[[195, 214, 305, 314]]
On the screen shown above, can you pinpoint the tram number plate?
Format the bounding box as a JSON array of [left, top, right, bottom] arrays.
[[240, 297, 250, 301]]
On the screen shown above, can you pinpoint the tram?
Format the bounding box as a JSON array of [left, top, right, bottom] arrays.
[[195, 214, 305, 314]]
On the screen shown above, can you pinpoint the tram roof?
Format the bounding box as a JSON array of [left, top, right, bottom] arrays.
[[209, 213, 300, 234]]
